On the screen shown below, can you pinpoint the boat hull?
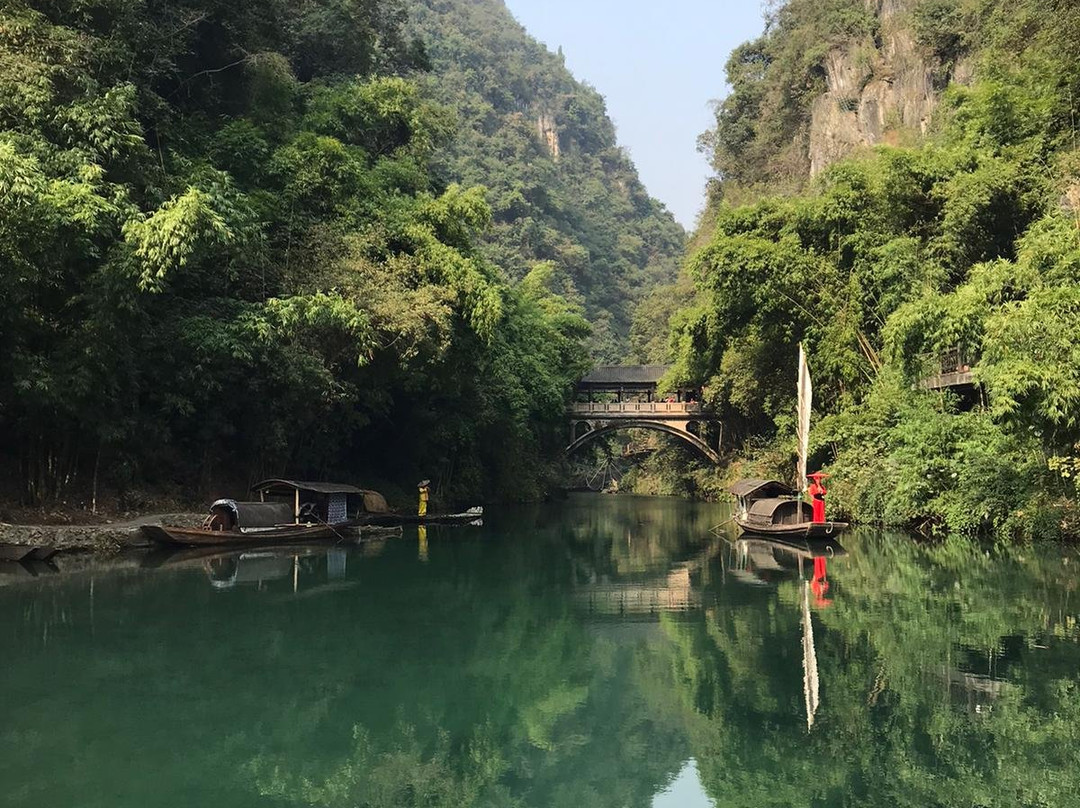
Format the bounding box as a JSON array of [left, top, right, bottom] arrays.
[[734, 517, 848, 540], [0, 544, 37, 562], [142, 523, 351, 547], [356, 511, 483, 526], [735, 536, 847, 559]]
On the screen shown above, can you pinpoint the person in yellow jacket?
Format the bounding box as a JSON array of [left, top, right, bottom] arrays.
[[418, 479, 430, 517]]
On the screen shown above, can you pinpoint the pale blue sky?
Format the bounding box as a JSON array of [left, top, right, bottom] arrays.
[[503, 0, 769, 230]]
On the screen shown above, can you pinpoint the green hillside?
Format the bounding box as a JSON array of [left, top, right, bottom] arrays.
[[406, 0, 686, 360], [0, 0, 625, 505], [667, 0, 1080, 538]]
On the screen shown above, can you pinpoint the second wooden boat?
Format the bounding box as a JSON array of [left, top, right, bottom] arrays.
[[142, 521, 349, 547], [0, 544, 36, 563], [357, 507, 483, 526], [142, 496, 358, 547]]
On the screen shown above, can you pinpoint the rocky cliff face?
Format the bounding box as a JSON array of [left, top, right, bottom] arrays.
[[536, 112, 561, 161], [807, 0, 969, 175]]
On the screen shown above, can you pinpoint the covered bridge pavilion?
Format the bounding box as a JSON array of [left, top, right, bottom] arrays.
[[567, 365, 718, 464]]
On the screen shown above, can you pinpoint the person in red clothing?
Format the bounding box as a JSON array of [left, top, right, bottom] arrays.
[[807, 472, 829, 524]]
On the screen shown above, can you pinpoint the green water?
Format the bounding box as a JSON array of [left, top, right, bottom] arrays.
[[3, 494, 1080, 808]]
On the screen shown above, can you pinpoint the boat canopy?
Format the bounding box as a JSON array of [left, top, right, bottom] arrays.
[[729, 479, 798, 499], [209, 499, 293, 530], [251, 479, 365, 495], [251, 479, 388, 516], [748, 498, 814, 526]]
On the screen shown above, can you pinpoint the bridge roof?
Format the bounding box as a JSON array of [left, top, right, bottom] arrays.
[[578, 365, 670, 387]]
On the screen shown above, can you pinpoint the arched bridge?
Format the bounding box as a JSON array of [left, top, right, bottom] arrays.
[[567, 365, 720, 464]]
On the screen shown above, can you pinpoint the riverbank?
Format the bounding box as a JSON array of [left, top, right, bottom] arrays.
[[0, 478, 415, 555], [0, 513, 205, 554], [617, 438, 1080, 542]]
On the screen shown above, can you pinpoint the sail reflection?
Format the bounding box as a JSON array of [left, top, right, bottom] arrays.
[[5, 498, 1080, 808]]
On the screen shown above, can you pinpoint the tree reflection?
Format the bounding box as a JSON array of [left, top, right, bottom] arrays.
[[3, 503, 1080, 807], [659, 529, 1080, 807]]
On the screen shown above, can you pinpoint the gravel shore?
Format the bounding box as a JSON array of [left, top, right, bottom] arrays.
[[0, 513, 204, 554]]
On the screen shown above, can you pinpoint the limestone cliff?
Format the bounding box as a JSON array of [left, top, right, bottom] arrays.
[[537, 112, 561, 161], [807, 0, 969, 175]]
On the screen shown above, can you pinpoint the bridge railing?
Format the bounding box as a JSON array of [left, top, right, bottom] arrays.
[[569, 401, 703, 416]]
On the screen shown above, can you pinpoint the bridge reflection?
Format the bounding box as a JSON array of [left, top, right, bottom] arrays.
[[573, 564, 702, 616]]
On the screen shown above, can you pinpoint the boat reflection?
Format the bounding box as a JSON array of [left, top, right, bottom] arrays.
[[725, 536, 847, 730], [569, 535, 721, 618], [726, 536, 846, 594], [142, 540, 391, 592], [0, 557, 60, 585]]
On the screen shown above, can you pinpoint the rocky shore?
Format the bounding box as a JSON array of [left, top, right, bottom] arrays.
[[0, 513, 204, 554]]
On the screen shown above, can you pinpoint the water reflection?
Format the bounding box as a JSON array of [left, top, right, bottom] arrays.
[[652, 759, 712, 808], [3, 495, 1080, 807], [143, 543, 373, 593]]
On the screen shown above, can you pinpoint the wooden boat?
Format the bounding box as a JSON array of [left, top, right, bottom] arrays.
[[142, 519, 349, 547], [730, 480, 848, 539], [144, 478, 480, 547], [730, 346, 848, 539], [357, 507, 483, 527], [143, 483, 366, 547], [252, 479, 480, 526]]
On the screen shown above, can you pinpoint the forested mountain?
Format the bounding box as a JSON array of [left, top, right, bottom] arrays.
[[0, 0, 622, 506], [405, 0, 686, 361], [701, 0, 971, 195], [669, 0, 1080, 538]]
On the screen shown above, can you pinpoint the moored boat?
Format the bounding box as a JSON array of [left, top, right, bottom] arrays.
[[141, 521, 348, 547], [143, 479, 482, 547], [0, 544, 37, 563], [143, 480, 371, 547], [730, 346, 848, 539], [141, 501, 352, 547], [730, 479, 848, 539], [358, 506, 484, 526]]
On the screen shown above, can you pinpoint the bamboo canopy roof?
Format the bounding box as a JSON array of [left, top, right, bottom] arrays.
[[729, 479, 797, 498], [251, 480, 365, 495]]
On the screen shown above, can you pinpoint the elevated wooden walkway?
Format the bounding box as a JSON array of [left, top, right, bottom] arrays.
[[920, 348, 977, 391]]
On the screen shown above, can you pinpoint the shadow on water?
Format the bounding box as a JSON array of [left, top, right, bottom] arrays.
[[2, 494, 1080, 807]]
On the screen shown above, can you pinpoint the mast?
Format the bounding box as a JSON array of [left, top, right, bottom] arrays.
[[796, 344, 812, 492]]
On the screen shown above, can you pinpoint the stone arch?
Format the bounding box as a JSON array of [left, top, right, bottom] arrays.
[[572, 420, 593, 441], [565, 420, 720, 465]]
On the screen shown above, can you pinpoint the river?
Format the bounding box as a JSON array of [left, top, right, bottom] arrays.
[[2, 494, 1080, 807]]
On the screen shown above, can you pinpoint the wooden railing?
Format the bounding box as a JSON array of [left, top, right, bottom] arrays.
[[920, 348, 976, 390], [569, 401, 703, 417]]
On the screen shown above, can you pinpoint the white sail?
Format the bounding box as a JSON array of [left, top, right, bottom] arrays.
[[796, 344, 812, 492]]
